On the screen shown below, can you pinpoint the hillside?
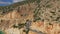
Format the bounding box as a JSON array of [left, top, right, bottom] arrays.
[[0, 0, 60, 34]]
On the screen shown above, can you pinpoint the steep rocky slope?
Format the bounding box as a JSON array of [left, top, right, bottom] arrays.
[[0, 0, 60, 34]]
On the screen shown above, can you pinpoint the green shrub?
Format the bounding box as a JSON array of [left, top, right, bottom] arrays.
[[0, 30, 5, 34]]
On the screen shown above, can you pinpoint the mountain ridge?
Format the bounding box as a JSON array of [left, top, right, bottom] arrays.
[[0, 0, 36, 15]]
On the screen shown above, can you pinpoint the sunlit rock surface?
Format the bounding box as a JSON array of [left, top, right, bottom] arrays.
[[0, 0, 60, 34]]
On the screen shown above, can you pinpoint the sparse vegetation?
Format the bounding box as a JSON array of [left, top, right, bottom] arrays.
[[0, 30, 5, 34], [0, 0, 36, 15], [13, 23, 25, 29], [46, 4, 51, 8], [33, 0, 41, 22], [1, 0, 60, 34]]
